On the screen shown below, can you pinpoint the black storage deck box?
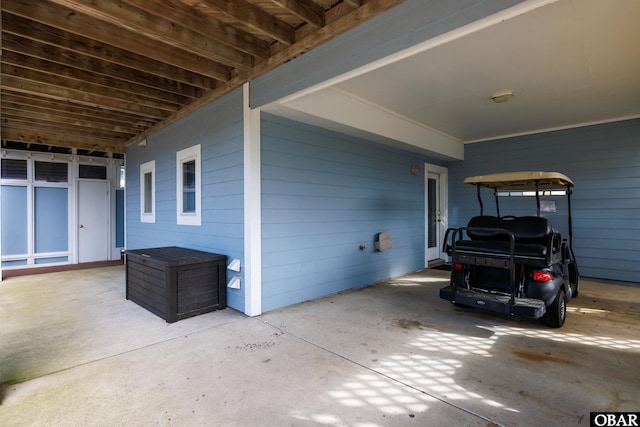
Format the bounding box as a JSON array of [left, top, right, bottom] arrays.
[[126, 246, 227, 323]]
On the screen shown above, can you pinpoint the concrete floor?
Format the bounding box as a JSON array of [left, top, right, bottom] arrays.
[[0, 266, 638, 426]]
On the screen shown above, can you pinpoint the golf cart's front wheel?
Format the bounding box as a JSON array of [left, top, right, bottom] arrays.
[[540, 289, 567, 328]]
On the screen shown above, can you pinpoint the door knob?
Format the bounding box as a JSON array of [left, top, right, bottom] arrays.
[[79, 224, 84, 228]]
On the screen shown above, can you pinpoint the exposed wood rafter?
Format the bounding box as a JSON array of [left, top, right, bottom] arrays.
[[0, 0, 406, 155]]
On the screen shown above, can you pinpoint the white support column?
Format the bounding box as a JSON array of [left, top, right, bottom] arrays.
[[69, 152, 79, 264], [243, 83, 262, 316], [0, 154, 2, 281], [0, 10, 3, 280]]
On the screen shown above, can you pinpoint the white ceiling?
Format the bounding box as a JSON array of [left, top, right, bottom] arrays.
[[264, 0, 640, 159]]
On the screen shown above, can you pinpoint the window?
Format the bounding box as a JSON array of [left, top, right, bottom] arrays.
[[79, 164, 107, 180], [182, 159, 196, 213], [176, 145, 201, 226], [1, 159, 28, 180], [119, 165, 126, 188], [140, 160, 155, 223], [34, 187, 68, 253], [1, 185, 28, 255], [35, 161, 68, 182]]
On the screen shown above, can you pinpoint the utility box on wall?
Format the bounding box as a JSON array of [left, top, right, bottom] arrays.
[[126, 246, 227, 323]]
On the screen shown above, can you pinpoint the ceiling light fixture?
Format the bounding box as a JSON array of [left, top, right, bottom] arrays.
[[491, 90, 515, 104]]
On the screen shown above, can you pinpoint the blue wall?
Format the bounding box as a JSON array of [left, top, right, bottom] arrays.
[[448, 119, 640, 283], [126, 89, 245, 310], [261, 114, 445, 311]]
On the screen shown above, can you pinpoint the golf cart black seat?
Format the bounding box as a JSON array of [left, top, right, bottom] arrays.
[[454, 215, 558, 262]]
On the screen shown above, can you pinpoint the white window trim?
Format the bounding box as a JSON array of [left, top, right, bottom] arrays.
[[176, 144, 201, 226], [140, 160, 155, 223]]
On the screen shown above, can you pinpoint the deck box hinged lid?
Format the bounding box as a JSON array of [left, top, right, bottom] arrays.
[[126, 246, 226, 266]]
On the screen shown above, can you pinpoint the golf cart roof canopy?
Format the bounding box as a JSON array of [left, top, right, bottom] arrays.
[[464, 171, 574, 191]]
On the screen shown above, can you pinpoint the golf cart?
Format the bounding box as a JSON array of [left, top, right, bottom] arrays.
[[439, 171, 579, 328]]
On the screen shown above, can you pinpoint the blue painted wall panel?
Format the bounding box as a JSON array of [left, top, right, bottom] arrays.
[[261, 114, 443, 311], [34, 187, 68, 253], [1, 185, 28, 255], [448, 119, 640, 283], [125, 88, 246, 311]]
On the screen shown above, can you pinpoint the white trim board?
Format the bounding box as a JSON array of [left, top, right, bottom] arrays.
[[243, 83, 262, 317], [424, 163, 449, 266]]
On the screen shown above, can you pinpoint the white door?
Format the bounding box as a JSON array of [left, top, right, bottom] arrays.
[[425, 164, 448, 264], [78, 180, 110, 263]]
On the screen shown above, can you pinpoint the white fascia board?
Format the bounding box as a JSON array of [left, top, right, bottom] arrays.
[[280, 88, 464, 160]]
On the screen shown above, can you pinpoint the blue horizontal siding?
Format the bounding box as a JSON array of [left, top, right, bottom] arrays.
[[448, 119, 640, 283], [261, 114, 443, 311], [125, 88, 245, 311]]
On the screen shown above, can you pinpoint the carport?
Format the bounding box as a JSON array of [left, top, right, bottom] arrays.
[[1, 1, 639, 424], [1, 266, 638, 425]]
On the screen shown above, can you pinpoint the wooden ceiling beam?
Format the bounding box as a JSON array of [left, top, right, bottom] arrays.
[[3, 117, 132, 142], [182, 0, 296, 45], [1, 91, 155, 129], [2, 34, 202, 99], [270, 0, 324, 28], [2, 63, 182, 114], [1, 73, 170, 120], [3, 14, 216, 90], [45, 0, 254, 69], [2, 128, 125, 154], [4, 0, 232, 81], [127, 0, 406, 146], [1, 0, 407, 154], [3, 107, 145, 134], [2, 102, 142, 132], [2, 49, 193, 106], [122, 0, 270, 59], [2, 108, 140, 136]]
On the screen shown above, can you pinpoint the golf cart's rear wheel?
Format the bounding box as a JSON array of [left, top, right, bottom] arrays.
[[540, 289, 566, 328]]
